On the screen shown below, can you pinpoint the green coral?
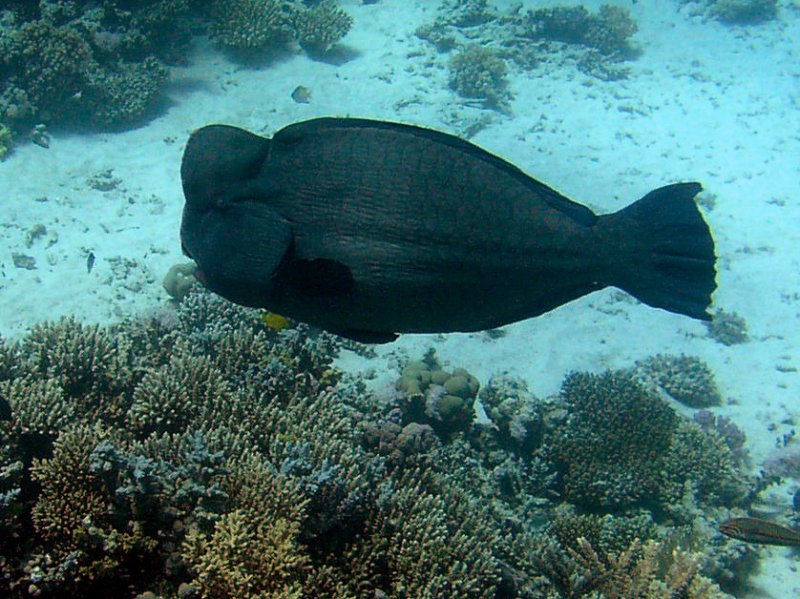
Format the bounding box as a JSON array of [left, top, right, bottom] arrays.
[[448, 44, 511, 110], [182, 509, 306, 598], [545, 370, 678, 509], [0, 10, 169, 130]]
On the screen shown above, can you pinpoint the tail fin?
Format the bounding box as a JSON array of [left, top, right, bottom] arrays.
[[605, 182, 716, 320]]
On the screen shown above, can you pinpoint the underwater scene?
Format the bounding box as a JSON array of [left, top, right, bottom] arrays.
[[0, 0, 798, 597]]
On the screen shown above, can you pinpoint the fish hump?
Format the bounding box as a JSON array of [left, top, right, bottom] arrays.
[[273, 118, 597, 225], [181, 124, 270, 211]]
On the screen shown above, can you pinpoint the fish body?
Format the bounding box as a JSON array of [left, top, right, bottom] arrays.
[[719, 517, 800, 547], [180, 118, 716, 343]]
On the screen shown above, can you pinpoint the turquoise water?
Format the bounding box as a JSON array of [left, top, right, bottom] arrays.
[[0, 1, 798, 597]]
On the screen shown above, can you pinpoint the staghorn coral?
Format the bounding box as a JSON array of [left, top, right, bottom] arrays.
[[182, 509, 306, 598], [544, 535, 732, 598], [1, 376, 72, 437], [126, 350, 232, 436], [30, 425, 108, 555]]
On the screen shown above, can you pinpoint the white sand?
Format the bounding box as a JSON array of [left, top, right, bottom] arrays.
[[1, 0, 799, 594]]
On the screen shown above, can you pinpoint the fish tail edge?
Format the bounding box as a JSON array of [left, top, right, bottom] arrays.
[[604, 182, 717, 321]]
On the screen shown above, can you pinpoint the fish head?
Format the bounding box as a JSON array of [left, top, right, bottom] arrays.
[[180, 124, 291, 307]]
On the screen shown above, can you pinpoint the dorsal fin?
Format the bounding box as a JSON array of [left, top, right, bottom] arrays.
[[274, 117, 597, 226]]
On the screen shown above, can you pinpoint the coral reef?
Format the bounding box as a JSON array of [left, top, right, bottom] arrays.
[[291, 1, 353, 54], [528, 4, 638, 57], [544, 370, 745, 512], [208, 0, 353, 56], [418, 0, 639, 104], [711, 0, 778, 24], [636, 354, 723, 408], [0, 3, 172, 130], [0, 124, 12, 160], [394, 350, 480, 437], [0, 0, 353, 136], [706, 309, 750, 345], [208, 0, 291, 50], [448, 44, 511, 111], [162, 262, 199, 302], [0, 295, 760, 596], [478, 374, 543, 456]]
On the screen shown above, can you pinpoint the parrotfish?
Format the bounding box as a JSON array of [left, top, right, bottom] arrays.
[[180, 118, 716, 343]]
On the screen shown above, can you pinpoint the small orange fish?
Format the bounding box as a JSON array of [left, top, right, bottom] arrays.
[[719, 517, 800, 547]]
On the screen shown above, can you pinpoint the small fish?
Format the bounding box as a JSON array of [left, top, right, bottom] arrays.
[[291, 86, 311, 104], [719, 517, 800, 547], [87, 251, 95, 273], [261, 311, 290, 331]]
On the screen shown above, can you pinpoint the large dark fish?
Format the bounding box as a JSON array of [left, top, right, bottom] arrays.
[[180, 118, 716, 343]]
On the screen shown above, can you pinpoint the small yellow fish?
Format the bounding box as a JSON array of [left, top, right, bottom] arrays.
[[260, 311, 290, 331], [719, 517, 800, 547]]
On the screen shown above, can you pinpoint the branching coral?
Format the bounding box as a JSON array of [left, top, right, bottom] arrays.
[[528, 4, 637, 57], [636, 354, 723, 408], [711, 0, 778, 24], [546, 370, 678, 509], [126, 350, 232, 436], [544, 369, 744, 513], [0, 9, 170, 130], [448, 44, 511, 111], [291, 1, 353, 54], [209, 0, 291, 50], [182, 509, 306, 598], [0, 293, 760, 596]]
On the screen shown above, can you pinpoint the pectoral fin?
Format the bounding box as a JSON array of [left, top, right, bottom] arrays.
[[280, 258, 355, 298]]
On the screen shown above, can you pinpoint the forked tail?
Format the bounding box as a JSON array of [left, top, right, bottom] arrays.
[[603, 182, 716, 320]]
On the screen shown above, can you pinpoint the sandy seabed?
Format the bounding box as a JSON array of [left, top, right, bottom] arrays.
[[1, 1, 799, 595]]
